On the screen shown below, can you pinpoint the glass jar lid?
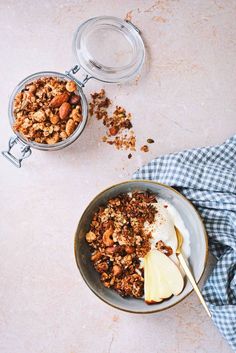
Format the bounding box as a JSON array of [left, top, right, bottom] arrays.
[[73, 16, 145, 83]]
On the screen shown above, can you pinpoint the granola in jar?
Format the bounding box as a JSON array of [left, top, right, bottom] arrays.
[[13, 77, 82, 144]]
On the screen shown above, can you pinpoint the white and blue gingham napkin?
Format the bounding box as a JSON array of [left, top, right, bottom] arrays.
[[133, 135, 236, 351]]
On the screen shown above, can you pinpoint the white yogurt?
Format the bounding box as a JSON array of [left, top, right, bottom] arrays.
[[144, 198, 191, 260]]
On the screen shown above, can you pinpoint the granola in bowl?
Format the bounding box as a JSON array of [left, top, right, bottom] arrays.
[[13, 77, 83, 144], [85, 191, 191, 301], [86, 192, 156, 298], [75, 181, 207, 313]]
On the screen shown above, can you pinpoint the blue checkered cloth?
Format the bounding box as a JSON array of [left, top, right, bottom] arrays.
[[133, 135, 236, 351]]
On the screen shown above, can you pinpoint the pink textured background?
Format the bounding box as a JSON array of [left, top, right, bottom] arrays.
[[0, 1, 235, 352]]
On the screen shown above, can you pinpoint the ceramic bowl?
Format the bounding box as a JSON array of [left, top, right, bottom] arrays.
[[74, 180, 208, 313]]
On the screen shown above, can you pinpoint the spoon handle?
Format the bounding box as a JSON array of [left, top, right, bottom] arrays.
[[178, 253, 212, 318]]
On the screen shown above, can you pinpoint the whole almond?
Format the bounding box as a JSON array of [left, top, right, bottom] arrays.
[[69, 94, 81, 105], [59, 102, 71, 120], [65, 119, 75, 136], [49, 92, 69, 108]]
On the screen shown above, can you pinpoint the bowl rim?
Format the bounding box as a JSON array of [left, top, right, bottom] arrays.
[[74, 180, 208, 314]]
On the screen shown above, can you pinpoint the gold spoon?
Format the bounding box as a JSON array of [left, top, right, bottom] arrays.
[[175, 226, 212, 318]]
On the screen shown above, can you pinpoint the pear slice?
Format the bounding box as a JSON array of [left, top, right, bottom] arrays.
[[144, 255, 163, 303], [149, 250, 184, 295], [144, 252, 171, 302], [144, 250, 184, 303], [151, 261, 173, 299]]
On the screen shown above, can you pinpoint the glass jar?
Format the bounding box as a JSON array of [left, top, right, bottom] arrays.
[[2, 16, 145, 167]]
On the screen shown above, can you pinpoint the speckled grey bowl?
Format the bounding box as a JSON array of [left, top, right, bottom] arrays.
[[74, 180, 208, 313]]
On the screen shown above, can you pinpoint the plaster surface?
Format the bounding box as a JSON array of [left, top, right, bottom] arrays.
[[0, 1, 235, 352]]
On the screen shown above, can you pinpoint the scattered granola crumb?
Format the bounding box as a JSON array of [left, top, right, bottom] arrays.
[[89, 89, 136, 151], [156, 240, 173, 256], [141, 145, 149, 152], [89, 90, 156, 154]]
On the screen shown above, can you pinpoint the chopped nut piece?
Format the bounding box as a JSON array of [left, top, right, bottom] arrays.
[[86, 231, 96, 243], [66, 80, 77, 92], [60, 131, 67, 140], [50, 115, 59, 124], [91, 251, 102, 262], [69, 94, 81, 105], [113, 265, 122, 276]]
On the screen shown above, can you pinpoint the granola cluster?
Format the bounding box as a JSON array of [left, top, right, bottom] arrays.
[[13, 77, 82, 144], [156, 240, 173, 256], [89, 89, 136, 151], [86, 192, 158, 298]]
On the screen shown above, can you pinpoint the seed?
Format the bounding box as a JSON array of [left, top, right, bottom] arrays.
[[147, 138, 154, 144]]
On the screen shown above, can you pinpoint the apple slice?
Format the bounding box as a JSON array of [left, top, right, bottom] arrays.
[[144, 250, 184, 303]]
